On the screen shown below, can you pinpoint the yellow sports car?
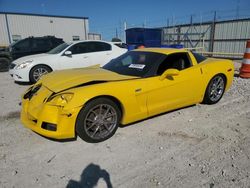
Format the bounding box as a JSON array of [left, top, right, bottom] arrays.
[[21, 48, 234, 142]]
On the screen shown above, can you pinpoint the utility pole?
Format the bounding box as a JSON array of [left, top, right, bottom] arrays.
[[209, 11, 216, 55], [144, 18, 146, 28], [190, 14, 193, 25], [124, 21, 127, 43]]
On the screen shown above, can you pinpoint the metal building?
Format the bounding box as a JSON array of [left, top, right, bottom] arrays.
[[162, 18, 250, 58], [0, 12, 89, 46], [88, 33, 102, 40]]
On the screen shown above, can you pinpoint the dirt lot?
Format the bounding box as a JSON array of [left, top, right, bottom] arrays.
[[0, 64, 250, 188]]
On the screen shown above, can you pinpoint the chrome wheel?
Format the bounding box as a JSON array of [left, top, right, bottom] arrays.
[[33, 67, 49, 81], [208, 76, 225, 102], [84, 104, 118, 140]]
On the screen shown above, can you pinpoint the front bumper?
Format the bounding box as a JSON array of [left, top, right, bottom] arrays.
[[9, 67, 30, 82], [21, 97, 81, 139]]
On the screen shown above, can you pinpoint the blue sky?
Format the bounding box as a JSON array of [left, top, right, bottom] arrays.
[[0, 0, 250, 40]]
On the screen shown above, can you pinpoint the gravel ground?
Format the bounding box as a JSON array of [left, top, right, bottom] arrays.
[[0, 62, 250, 188]]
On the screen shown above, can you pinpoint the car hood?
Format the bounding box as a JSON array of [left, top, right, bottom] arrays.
[[40, 66, 138, 93], [13, 53, 55, 65]]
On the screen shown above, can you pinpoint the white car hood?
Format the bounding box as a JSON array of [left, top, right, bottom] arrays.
[[13, 53, 56, 65]]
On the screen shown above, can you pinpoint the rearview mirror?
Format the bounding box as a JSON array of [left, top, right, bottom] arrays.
[[159, 68, 180, 81], [64, 51, 72, 56]]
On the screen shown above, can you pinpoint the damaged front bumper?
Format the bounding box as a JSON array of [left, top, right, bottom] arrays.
[[21, 86, 81, 139]]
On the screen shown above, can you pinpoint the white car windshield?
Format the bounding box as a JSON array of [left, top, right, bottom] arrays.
[[47, 43, 71, 54]]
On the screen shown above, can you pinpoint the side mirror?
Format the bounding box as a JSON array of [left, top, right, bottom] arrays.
[[64, 51, 72, 56], [159, 68, 180, 81]]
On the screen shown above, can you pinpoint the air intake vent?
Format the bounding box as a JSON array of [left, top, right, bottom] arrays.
[[23, 84, 42, 100]]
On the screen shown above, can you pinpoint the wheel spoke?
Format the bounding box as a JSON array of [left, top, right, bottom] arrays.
[[105, 113, 116, 119], [103, 106, 111, 118], [33, 72, 39, 77], [103, 122, 111, 131], [86, 118, 94, 122], [86, 121, 98, 131], [91, 127, 100, 137], [90, 110, 98, 116], [99, 105, 103, 115]]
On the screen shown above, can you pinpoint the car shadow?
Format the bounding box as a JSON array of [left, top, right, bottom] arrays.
[[33, 132, 77, 142], [66, 163, 113, 188], [119, 104, 196, 128], [14, 81, 32, 85]]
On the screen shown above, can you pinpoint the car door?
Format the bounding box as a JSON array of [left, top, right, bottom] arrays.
[[146, 52, 204, 117], [87, 41, 114, 66], [58, 42, 93, 69]]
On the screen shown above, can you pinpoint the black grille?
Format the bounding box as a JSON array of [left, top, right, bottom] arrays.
[[23, 84, 42, 100], [9, 63, 16, 69]]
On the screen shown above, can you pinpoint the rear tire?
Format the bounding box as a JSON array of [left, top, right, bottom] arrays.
[[0, 57, 10, 72], [76, 98, 121, 143], [203, 74, 226, 104], [29, 65, 52, 83]]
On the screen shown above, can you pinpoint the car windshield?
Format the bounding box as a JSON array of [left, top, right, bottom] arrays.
[[103, 51, 165, 77], [47, 42, 71, 54]]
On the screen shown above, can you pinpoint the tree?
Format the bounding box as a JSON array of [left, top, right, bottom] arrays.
[[111, 38, 121, 42]]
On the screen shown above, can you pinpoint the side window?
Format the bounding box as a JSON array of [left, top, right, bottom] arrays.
[[191, 52, 207, 64], [33, 39, 51, 50], [69, 42, 88, 55], [14, 39, 30, 50], [157, 53, 192, 75], [88, 42, 111, 53]]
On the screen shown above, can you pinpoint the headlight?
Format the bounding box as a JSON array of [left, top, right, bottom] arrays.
[[15, 60, 33, 69], [47, 93, 74, 106]]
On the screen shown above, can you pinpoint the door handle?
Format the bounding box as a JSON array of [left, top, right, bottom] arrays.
[[83, 56, 88, 59], [106, 52, 111, 55], [135, 88, 142, 92]]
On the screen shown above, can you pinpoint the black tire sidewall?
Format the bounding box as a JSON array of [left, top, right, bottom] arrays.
[[29, 65, 51, 83], [0, 57, 10, 72], [76, 98, 121, 143], [203, 74, 226, 104]]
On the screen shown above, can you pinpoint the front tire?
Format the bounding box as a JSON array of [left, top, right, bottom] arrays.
[[203, 74, 226, 104], [76, 98, 121, 143], [0, 57, 10, 72], [29, 65, 52, 83]]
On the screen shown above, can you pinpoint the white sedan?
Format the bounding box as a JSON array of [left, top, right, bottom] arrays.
[[9, 40, 127, 83]]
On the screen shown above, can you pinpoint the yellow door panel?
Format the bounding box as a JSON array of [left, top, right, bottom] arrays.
[[146, 66, 204, 117]]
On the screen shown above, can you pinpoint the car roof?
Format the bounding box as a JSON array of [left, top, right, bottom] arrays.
[[69, 40, 113, 45], [134, 48, 189, 55]]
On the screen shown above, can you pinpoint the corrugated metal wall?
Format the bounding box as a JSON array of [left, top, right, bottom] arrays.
[[0, 13, 89, 46], [162, 18, 250, 58], [213, 20, 250, 55]]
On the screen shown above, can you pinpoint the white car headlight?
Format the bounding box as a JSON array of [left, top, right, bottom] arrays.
[[15, 60, 33, 69]]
